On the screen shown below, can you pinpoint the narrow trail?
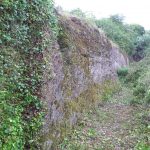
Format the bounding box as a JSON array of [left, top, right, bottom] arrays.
[[59, 87, 150, 150], [80, 103, 143, 150]]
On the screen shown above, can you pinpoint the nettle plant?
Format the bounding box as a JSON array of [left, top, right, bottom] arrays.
[[0, 0, 57, 149]]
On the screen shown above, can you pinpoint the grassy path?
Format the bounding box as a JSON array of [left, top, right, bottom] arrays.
[[58, 88, 150, 150]]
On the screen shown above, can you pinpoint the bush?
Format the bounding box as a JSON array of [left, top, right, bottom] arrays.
[[133, 32, 150, 61], [130, 98, 141, 105], [117, 67, 128, 77], [125, 69, 142, 86], [135, 142, 150, 150], [125, 56, 150, 105], [133, 84, 146, 99]]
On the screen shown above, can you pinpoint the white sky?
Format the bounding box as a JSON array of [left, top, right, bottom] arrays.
[[55, 0, 150, 30]]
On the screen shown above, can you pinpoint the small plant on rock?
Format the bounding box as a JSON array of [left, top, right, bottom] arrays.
[[117, 67, 128, 77]]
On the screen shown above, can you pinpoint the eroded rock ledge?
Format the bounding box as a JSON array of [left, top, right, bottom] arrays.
[[41, 12, 129, 149]]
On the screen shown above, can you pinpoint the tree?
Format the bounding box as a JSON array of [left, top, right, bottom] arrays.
[[129, 24, 145, 36], [70, 8, 86, 18], [96, 16, 135, 55], [110, 14, 125, 24]]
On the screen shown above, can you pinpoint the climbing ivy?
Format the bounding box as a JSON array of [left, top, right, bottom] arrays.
[[0, 0, 57, 149]]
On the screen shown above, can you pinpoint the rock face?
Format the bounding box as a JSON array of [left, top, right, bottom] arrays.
[[41, 13, 129, 148]]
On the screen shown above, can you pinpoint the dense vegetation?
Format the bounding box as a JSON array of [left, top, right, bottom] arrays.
[[122, 53, 150, 104], [0, 0, 57, 149], [96, 15, 150, 59]]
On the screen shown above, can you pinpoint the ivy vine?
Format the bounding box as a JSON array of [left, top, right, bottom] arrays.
[[0, 0, 58, 149]]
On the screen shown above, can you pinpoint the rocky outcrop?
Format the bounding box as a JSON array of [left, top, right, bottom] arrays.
[[41, 12, 129, 149]]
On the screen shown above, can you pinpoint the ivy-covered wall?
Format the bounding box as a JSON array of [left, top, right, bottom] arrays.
[[0, 0, 57, 149]]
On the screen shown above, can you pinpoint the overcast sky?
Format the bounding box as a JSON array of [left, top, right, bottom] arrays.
[[55, 0, 150, 30]]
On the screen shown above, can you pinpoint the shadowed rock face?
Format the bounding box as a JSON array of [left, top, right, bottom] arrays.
[[41, 12, 129, 148]]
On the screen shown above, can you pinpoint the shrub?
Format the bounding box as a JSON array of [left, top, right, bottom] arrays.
[[135, 142, 150, 150], [125, 69, 142, 86], [117, 67, 128, 77], [133, 84, 146, 99], [130, 98, 141, 105]]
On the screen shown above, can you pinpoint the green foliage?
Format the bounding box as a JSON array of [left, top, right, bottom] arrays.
[[135, 32, 150, 52], [129, 24, 145, 36], [125, 69, 143, 86], [87, 128, 97, 137], [0, 0, 57, 149], [110, 14, 125, 24], [70, 8, 96, 26], [95, 14, 149, 58], [123, 55, 150, 105], [96, 15, 136, 55], [135, 143, 150, 150], [117, 67, 128, 77], [0, 88, 24, 149], [70, 8, 86, 18], [133, 84, 146, 99]]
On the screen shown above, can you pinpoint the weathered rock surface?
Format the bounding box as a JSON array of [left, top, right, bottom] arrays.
[[41, 12, 129, 148]]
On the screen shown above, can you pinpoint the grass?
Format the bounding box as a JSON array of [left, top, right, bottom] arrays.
[[58, 103, 150, 150]]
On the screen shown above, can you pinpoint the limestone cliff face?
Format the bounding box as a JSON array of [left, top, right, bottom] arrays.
[[41, 13, 129, 148]]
